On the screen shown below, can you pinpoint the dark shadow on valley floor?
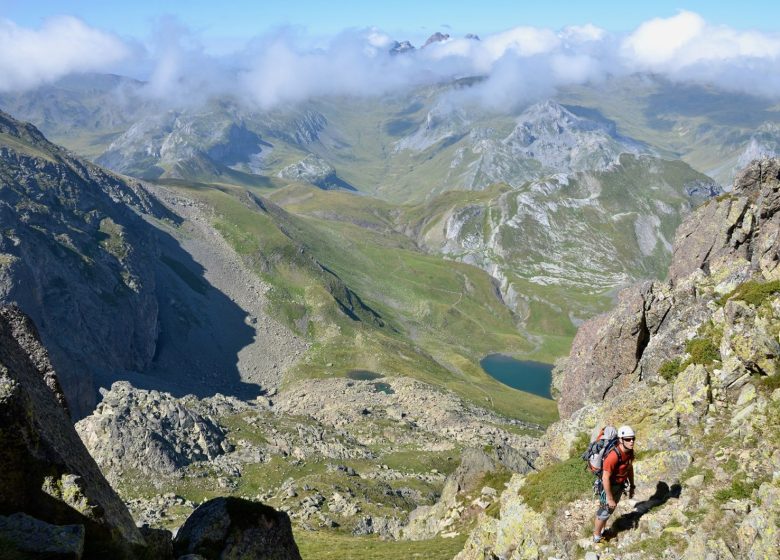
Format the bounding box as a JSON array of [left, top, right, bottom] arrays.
[[93, 223, 264, 403]]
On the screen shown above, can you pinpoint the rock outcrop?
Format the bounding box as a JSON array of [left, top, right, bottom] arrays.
[[557, 158, 780, 416], [403, 448, 520, 540], [457, 159, 780, 559], [0, 512, 86, 559], [76, 382, 231, 484], [277, 154, 355, 191], [0, 305, 145, 558], [173, 497, 302, 560]]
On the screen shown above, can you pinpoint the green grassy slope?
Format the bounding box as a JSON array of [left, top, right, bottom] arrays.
[[163, 180, 557, 426]]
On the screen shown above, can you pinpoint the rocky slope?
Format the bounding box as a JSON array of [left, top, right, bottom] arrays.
[[0, 110, 170, 416], [456, 159, 780, 559], [0, 304, 304, 559], [401, 154, 718, 341], [75, 376, 539, 537], [0, 110, 313, 416], [0, 305, 145, 558]]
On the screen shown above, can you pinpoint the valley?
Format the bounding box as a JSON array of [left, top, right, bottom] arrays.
[[2, 64, 779, 559]]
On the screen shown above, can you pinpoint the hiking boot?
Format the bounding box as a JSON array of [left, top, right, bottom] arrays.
[[592, 534, 602, 544]]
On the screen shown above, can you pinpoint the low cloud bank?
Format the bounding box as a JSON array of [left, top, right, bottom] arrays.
[[0, 16, 129, 92], [2, 11, 780, 107]]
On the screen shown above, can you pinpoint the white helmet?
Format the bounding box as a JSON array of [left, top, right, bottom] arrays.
[[618, 425, 635, 438]]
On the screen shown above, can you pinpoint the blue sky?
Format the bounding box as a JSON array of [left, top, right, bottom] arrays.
[[2, 0, 778, 48]]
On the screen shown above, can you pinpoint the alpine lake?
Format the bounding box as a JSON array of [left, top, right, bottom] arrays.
[[480, 354, 554, 399]]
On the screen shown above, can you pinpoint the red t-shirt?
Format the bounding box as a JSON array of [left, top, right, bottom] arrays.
[[602, 447, 633, 484]]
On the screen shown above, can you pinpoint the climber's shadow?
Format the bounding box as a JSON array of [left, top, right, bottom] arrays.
[[610, 481, 682, 536]]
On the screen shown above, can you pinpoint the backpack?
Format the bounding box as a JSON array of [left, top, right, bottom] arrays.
[[581, 426, 621, 478]]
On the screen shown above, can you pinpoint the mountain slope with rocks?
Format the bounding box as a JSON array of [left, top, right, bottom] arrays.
[[0, 109, 170, 416], [0, 304, 303, 559], [74, 374, 540, 540], [455, 159, 780, 559], [401, 154, 718, 344]]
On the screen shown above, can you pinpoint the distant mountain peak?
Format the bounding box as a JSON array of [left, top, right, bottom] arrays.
[[389, 40, 415, 55], [517, 100, 576, 125], [423, 32, 450, 48]]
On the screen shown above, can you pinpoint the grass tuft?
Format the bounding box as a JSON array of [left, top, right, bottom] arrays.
[[658, 358, 684, 381], [519, 456, 593, 513], [685, 338, 720, 366], [294, 531, 468, 560], [714, 477, 760, 503], [718, 280, 780, 307]]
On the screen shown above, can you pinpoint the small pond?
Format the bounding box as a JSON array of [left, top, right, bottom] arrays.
[[346, 370, 382, 381], [371, 382, 395, 395], [480, 354, 553, 399]]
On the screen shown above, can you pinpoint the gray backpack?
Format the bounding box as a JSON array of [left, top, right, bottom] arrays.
[[581, 426, 619, 476]]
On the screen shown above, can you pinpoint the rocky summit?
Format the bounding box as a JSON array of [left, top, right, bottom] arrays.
[[457, 159, 780, 559]]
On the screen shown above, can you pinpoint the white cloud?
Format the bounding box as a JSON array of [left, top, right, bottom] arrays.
[[483, 26, 561, 59], [618, 11, 780, 96], [3, 12, 780, 107], [621, 10, 780, 70], [0, 16, 129, 91], [561, 24, 606, 43], [621, 11, 706, 69]]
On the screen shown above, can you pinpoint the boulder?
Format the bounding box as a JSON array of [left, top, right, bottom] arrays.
[[634, 451, 692, 486], [0, 512, 84, 560], [0, 305, 144, 558], [138, 526, 174, 560], [173, 498, 301, 560], [673, 364, 711, 425]]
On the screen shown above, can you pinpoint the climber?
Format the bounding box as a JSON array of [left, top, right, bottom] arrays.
[[593, 425, 636, 543]]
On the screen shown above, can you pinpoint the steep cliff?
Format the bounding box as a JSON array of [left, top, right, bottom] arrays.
[[0, 305, 145, 558], [457, 159, 780, 559], [0, 110, 171, 416]]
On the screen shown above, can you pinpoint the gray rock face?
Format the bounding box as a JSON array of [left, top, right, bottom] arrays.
[[76, 382, 230, 483], [277, 154, 354, 190], [0, 305, 144, 558], [0, 110, 168, 416], [173, 497, 302, 560], [556, 281, 655, 417], [557, 158, 780, 417]]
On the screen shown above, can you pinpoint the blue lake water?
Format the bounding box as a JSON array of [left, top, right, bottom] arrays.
[[346, 370, 382, 381], [480, 354, 553, 399]]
